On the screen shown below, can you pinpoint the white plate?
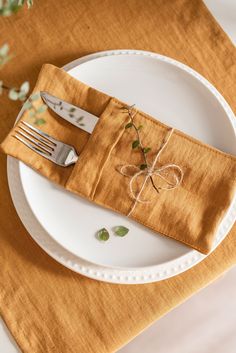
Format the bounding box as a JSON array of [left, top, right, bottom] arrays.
[[7, 50, 236, 284]]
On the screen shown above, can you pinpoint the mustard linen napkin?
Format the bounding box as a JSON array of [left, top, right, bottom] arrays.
[[0, 1, 236, 353], [1, 64, 236, 254]]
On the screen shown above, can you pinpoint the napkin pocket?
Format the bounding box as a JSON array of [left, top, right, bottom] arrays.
[[65, 97, 236, 255], [66, 98, 130, 199], [2, 64, 236, 255]]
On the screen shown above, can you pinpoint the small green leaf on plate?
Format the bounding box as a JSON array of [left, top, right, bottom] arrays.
[[97, 228, 109, 241], [125, 122, 133, 129], [114, 226, 129, 237], [132, 140, 139, 149], [69, 107, 76, 113]]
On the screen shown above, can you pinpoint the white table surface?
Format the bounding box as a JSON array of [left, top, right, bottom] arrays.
[[1, 1, 236, 352]]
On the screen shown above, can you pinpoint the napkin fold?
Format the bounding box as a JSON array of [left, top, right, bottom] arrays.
[[1, 63, 236, 254]]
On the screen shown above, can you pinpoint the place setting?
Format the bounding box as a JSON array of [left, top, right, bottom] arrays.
[[2, 49, 236, 284]]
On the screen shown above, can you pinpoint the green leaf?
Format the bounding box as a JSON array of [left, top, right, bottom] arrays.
[[36, 104, 47, 114], [143, 147, 151, 154], [27, 0, 33, 8], [125, 122, 133, 129], [35, 118, 46, 126], [140, 164, 147, 170], [23, 100, 32, 110], [97, 228, 109, 241], [30, 92, 40, 101], [8, 89, 18, 100], [20, 81, 30, 94], [29, 111, 35, 118], [69, 107, 76, 113], [132, 140, 139, 149], [18, 92, 27, 101], [114, 226, 129, 237], [0, 43, 9, 56]]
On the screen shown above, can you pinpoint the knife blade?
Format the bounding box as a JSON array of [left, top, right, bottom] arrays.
[[40, 91, 99, 134]]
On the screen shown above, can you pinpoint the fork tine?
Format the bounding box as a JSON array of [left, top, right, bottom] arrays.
[[20, 121, 57, 146], [15, 129, 52, 154], [18, 125, 54, 151], [13, 134, 51, 158]]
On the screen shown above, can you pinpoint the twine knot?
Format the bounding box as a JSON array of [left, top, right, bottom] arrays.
[[118, 128, 183, 216]]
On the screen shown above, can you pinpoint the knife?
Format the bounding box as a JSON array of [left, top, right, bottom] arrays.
[[40, 91, 99, 134]]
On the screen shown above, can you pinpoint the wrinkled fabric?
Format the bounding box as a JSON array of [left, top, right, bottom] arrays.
[[1, 63, 236, 254], [0, 1, 236, 353]]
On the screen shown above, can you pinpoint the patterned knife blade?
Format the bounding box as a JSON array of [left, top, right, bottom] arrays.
[[40, 91, 99, 134]]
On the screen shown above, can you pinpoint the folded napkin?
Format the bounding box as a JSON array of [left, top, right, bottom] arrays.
[[1, 64, 236, 254]]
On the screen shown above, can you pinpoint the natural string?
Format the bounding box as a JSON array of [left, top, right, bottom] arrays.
[[119, 128, 184, 217]]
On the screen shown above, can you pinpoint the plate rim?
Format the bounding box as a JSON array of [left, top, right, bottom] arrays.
[[7, 49, 236, 284]]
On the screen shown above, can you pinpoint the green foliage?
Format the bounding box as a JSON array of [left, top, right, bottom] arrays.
[[132, 140, 140, 149], [97, 228, 110, 241], [8, 81, 30, 101], [0, 43, 12, 67], [0, 0, 33, 16], [143, 147, 151, 154], [125, 122, 133, 129], [114, 226, 129, 237], [140, 164, 147, 170], [22, 94, 48, 125]]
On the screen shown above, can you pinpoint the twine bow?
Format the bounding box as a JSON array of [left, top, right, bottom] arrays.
[[118, 128, 183, 216]]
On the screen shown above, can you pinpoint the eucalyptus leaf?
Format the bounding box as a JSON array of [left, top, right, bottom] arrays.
[[0, 43, 9, 56], [18, 92, 27, 101], [20, 81, 29, 94], [22, 100, 32, 110], [27, 0, 33, 8], [35, 118, 46, 126], [36, 104, 47, 114], [30, 92, 40, 101], [114, 226, 129, 237], [97, 228, 109, 241], [29, 111, 35, 118], [8, 89, 18, 100]]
